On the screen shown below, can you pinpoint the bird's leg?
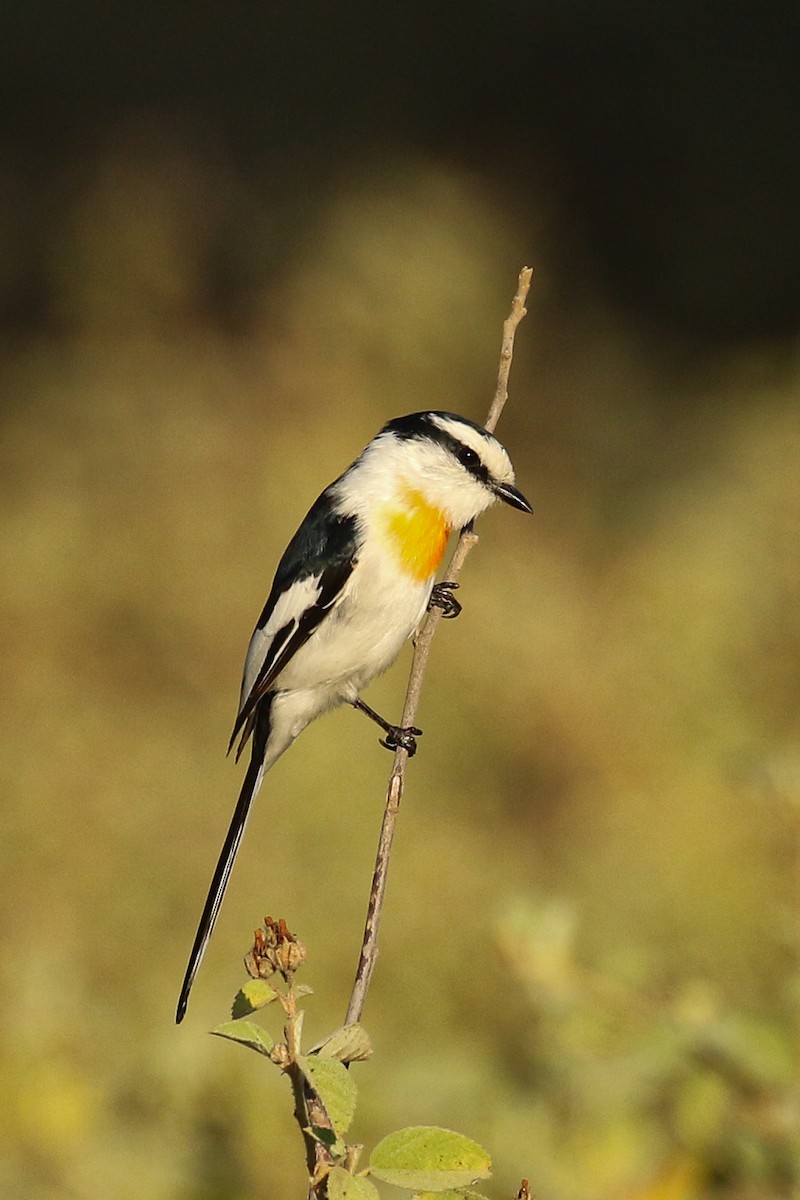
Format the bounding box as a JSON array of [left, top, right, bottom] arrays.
[[428, 581, 462, 619], [351, 697, 422, 757]]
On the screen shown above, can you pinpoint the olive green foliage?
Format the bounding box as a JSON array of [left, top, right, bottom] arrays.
[[1, 136, 799, 1200], [213, 925, 491, 1197]]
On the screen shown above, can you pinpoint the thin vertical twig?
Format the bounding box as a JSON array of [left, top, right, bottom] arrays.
[[345, 267, 533, 1026]]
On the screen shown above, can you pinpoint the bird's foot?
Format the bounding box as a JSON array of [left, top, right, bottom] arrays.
[[379, 724, 423, 757], [429, 581, 462, 619], [352, 697, 423, 757]]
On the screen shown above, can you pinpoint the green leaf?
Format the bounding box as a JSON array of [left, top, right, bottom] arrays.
[[309, 1023, 373, 1063], [305, 1126, 347, 1157], [369, 1127, 491, 1192], [293, 1009, 306, 1048], [298, 1055, 358, 1136], [231, 979, 279, 1018], [412, 1193, 491, 1200], [327, 1167, 381, 1200], [210, 1020, 275, 1057]]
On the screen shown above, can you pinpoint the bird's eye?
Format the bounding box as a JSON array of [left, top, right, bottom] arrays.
[[457, 445, 480, 469]]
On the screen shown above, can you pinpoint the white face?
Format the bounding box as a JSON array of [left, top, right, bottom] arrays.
[[411, 414, 519, 528], [340, 412, 520, 532], [427, 413, 517, 488]]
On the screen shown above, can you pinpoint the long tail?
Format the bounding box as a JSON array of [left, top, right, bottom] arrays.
[[175, 703, 271, 1024]]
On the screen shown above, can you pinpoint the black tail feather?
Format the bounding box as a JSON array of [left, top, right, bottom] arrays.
[[175, 701, 272, 1023]]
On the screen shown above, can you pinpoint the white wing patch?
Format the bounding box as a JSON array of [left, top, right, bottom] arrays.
[[238, 574, 323, 714]]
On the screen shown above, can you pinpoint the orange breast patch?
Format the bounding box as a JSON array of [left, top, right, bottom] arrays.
[[380, 487, 450, 582]]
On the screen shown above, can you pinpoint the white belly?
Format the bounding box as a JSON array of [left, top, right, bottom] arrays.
[[274, 553, 432, 699]]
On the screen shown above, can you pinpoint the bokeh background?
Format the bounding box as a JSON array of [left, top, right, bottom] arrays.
[[1, 4, 799, 1198]]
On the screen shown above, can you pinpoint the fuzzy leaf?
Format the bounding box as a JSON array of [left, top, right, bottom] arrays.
[[210, 1020, 274, 1057], [369, 1127, 491, 1191], [306, 1126, 347, 1157], [231, 979, 279, 1018], [309, 1023, 373, 1063], [299, 1055, 358, 1136], [327, 1167, 381, 1200], [412, 1192, 491, 1200]]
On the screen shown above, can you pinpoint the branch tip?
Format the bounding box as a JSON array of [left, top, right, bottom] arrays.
[[344, 266, 533, 1025]]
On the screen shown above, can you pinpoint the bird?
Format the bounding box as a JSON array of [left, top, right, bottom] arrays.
[[175, 410, 531, 1022]]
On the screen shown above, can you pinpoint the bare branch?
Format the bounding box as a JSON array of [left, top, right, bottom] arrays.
[[486, 266, 534, 433], [345, 267, 533, 1026]]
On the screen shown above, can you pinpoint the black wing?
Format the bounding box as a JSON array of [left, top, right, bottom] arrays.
[[228, 493, 359, 759]]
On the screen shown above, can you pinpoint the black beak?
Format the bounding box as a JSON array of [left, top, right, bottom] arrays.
[[493, 480, 533, 513]]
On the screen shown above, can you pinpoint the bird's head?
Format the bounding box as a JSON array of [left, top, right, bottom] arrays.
[[367, 410, 531, 532]]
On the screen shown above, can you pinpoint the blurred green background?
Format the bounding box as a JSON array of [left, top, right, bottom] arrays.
[[1, 4, 799, 1199]]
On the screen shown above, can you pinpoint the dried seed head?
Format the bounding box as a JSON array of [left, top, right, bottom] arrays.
[[246, 916, 306, 982]]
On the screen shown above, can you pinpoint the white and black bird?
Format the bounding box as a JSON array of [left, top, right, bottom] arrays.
[[176, 411, 531, 1022]]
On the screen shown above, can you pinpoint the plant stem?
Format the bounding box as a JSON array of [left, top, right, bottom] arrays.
[[344, 266, 533, 1026]]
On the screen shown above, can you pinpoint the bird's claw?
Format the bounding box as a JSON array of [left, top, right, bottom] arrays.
[[429, 581, 462, 619], [380, 725, 423, 756]]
